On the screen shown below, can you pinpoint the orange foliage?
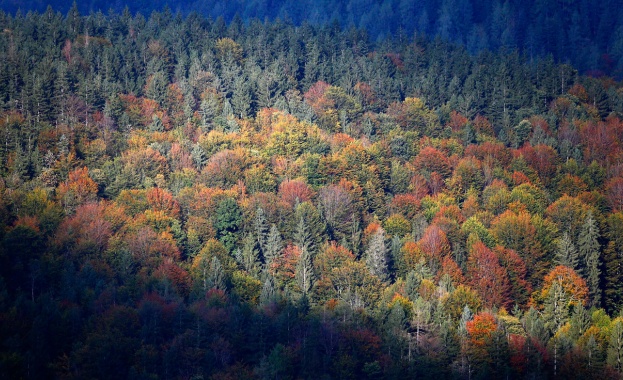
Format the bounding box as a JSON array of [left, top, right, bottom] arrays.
[[466, 312, 497, 347], [315, 242, 355, 275], [146, 187, 180, 219], [402, 241, 425, 271], [541, 265, 589, 306], [57, 166, 98, 207], [271, 244, 300, 283], [438, 256, 465, 285], [512, 171, 531, 186]]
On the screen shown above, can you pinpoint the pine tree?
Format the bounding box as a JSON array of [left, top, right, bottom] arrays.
[[365, 228, 388, 282], [555, 232, 579, 270], [578, 211, 601, 307]]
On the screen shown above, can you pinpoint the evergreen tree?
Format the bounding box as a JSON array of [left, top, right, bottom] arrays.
[[295, 246, 314, 295], [365, 227, 389, 282], [555, 232, 579, 270], [264, 224, 282, 270], [207, 256, 226, 291], [604, 241, 623, 314], [608, 320, 623, 373], [578, 211, 601, 306], [260, 276, 276, 306], [254, 207, 269, 255]]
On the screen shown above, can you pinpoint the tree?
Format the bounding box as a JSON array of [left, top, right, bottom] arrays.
[[556, 232, 579, 270], [214, 197, 242, 252], [365, 227, 388, 282], [578, 211, 601, 307], [296, 245, 314, 295], [263, 224, 283, 272], [608, 319, 623, 373], [467, 242, 510, 308]]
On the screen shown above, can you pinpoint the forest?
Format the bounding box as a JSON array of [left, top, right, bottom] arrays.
[[1, 0, 623, 78], [1, 5, 623, 380]]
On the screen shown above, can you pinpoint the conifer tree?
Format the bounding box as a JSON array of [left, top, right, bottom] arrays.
[[264, 224, 282, 270], [608, 320, 623, 373], [555, 232, 579, 270], [365, 227, 389, 282], [207, 256, 226, 291], [295, 246, 314, 295], [578, 211, 601, 306]]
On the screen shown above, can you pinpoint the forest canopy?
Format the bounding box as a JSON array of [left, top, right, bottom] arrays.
[[1, 5, 623, 379]]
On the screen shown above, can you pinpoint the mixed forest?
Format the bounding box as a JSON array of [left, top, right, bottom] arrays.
[[2, 6, 623, 380]]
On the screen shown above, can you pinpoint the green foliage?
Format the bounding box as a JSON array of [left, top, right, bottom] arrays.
[[1, 8, 623, 380]]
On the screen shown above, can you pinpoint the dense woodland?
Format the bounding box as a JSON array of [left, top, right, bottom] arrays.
[[2, 6, 623, 380], [2, 0, 623, 77]]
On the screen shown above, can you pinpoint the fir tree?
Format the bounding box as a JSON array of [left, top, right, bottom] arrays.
[[365, 228, 389, 282], [295, 246, 314, 295], [264, 224, 282, 270], [578, 211, 601, 306], [555, 232, 579, 270]]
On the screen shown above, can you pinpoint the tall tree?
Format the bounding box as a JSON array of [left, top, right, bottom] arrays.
[[578, 211, 601, 307]]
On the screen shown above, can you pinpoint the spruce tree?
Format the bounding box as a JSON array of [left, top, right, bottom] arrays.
[[295, 246, 314, 295], [365, 228, 389, 282], [578, 211, 601, 307], [608, 320, 623, 373], [555, 232, 579, 270], [264, 224, 282, 270]]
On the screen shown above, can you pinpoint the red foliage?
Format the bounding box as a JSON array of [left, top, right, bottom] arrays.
[[303, 81, 331, 114], [606, 177, 623, 212], [390, 193, 421, 219], [519, 144, 559, 182], [467, 242, 510, 308], [413, 146, 452, 178], [56, 202, 112, 255], [495, 246, 531, 306], [465, 141, 511, 166], [418, 225, 451, 261], [169, 143, 193, 171], [154, 260, 190, 296], [409, 173, 430, 200], [146, 187, 180, 218], [278, 179, 314, 207], [580, 119, 623, 165], [472, 115, 494, 136], [447, 111, 468, 131]]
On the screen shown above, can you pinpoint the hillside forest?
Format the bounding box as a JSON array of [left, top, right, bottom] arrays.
[[2, 7, 623, 380]]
